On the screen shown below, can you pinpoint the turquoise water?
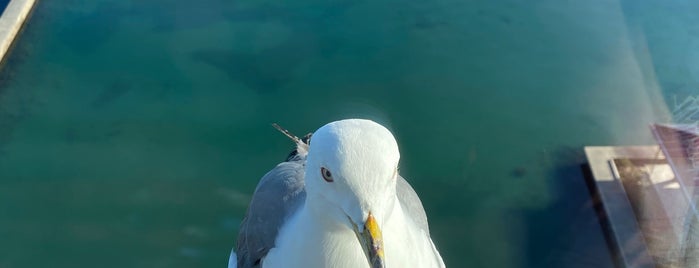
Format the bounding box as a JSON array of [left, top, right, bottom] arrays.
[[0, 0, 697, 267]]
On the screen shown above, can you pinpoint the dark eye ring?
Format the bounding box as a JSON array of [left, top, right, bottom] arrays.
[[321, 167, 333, 182]]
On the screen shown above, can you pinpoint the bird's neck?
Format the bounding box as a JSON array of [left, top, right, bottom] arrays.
[[304, 195, 351, 228]]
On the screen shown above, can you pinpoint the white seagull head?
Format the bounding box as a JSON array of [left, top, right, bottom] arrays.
[[304, 119, 401, 268]]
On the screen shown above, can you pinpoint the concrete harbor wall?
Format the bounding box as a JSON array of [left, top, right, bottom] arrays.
[[0, 0, 36, 64]]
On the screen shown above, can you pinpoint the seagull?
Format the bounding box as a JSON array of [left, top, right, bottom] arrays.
[[230, 119, 445, 268]]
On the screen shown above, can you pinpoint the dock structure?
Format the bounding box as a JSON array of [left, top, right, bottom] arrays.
[[651, 124, 699, 267], [585, 124, 699, 268], [0, 0, 36, 64]]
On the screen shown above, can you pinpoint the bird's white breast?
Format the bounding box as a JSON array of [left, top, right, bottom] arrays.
[[262, 206, 368, 268], [263, 198, 445, 268]]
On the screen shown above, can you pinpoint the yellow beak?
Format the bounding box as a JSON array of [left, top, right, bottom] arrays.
[[352, 212, 385, 268]]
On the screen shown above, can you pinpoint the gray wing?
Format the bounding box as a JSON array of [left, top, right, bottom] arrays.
[[396, 175, 430, 234], [235, 159, 306, 268]]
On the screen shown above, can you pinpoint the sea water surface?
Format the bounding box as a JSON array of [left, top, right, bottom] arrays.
[[0, 0, 697, 267]]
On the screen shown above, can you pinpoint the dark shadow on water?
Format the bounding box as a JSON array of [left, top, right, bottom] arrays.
[[190, 34, 317, 93], [91, 78, 133, 108], [191, 49, 286, 93], [519, 147, 616, 268]]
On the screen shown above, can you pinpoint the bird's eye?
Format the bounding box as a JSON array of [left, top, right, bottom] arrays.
[[321, 167, 333, 182]]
